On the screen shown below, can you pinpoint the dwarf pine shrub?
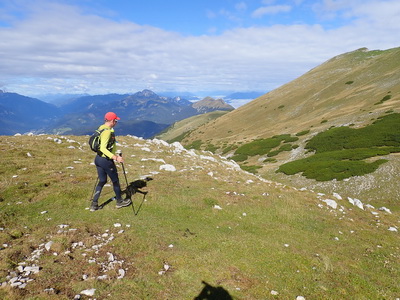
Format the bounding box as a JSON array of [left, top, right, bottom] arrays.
[[187, 139, 203, 150], [234, 134, 298, 158], [241, 165, 262, 174], [277, 113, 400, 181], [296, 130, 310, 136], [375, 94, 392, 105]]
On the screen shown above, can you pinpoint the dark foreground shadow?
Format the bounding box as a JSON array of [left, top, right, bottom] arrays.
[[194, 281, 233, 300], [98, 196, 115, 209], [131, 193, 147, 216], [99, 177, 152, 215], [98, 194, 145, 215]]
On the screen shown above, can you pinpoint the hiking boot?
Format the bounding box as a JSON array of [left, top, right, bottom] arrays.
[[90, 203, 99, 212], [116, 198, 132, 208]]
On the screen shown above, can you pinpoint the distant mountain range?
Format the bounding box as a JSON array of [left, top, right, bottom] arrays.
[[0, 89, 234, 137]]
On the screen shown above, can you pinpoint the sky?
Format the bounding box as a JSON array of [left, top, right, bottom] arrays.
[[0, 0, 399, 100]]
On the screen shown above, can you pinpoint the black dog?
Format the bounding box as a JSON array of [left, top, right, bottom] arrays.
[[122, 177, 153, 199]]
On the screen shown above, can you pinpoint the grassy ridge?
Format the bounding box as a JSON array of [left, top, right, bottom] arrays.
[[0, 135, 399, 299]]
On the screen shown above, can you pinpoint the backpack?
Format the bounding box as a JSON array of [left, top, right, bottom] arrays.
[[88, 128, 106, 153], [88, 128, 115, 154]]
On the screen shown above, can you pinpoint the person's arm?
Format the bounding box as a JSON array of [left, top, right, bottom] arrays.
[[99, 129, 114, 159], [99, 129, 123, 162]]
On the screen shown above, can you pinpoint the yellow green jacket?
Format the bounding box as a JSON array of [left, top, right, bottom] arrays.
[[98, 124, 116, 159]]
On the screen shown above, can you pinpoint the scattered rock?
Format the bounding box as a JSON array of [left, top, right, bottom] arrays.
[[80, 288, 96, 296], [322, 199, 338, 209], [271, 290, 279, 295], [379, 207, 392, 214], [160, 164, 176, 172], [333, 192, 342, 200], [107, 252, 114, 262], [348, 197, 364, 210], [117, 269, 125, 279], [45, 241, 53, 251]]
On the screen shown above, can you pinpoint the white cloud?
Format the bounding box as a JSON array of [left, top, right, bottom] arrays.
[[235, 2, 247, 12], [252, 5, 292, 18], [0, 0, 399, 96]]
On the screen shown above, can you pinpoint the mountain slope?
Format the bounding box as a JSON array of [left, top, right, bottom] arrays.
[[182, 47, 400, 145], [0, 134, 399, 299], [180, 47, 400, 201], [0, 91, 60, 135], [155, 110, 230, 143]]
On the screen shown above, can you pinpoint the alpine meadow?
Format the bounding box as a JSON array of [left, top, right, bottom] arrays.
[[1, 47, 400, 299]]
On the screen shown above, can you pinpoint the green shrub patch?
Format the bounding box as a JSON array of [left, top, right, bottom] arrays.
[[187, 139, 203, 150], [296, 130, 310, 136], [306, 113, 400, 153], [277, 113, 400, 181], [241, 165, 262, 174], [234, 134, 297, 157], [231, 153, 248, 162], [375, 93, 392, 105]]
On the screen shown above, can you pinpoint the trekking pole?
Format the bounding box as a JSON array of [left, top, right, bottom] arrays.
[[116, 150, 129, 189], [116, 150, 136, 214], [134, 193, 147, 216], [89, 177, 99, 202]]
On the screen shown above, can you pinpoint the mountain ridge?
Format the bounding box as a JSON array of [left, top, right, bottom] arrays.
[[192, 96, 235, 113], [0, 90, 234, 137]]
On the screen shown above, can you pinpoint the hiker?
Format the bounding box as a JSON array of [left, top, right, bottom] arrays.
[[90, 112, 131, 211]]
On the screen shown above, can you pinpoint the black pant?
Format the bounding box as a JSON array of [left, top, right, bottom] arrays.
[[92, 155, 122, 204]]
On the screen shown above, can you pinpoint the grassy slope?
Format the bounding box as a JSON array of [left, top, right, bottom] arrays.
[[182, 47, 400, 146], [179, 47, 400, 203], [155, 110, 229, 143], [0, 135, 399, 299]]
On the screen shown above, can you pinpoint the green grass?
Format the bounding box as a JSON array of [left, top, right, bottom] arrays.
[[1, 135, 399, 299], [278, 113, 400, 181]]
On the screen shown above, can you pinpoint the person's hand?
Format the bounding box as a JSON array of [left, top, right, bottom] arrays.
[[114, 155, 124, 163]]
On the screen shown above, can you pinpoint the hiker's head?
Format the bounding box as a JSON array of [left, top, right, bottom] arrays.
[[104, 112, 120, 127]]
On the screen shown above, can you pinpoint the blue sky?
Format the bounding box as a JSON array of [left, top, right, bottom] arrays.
[[0, 0, 399, 101]]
